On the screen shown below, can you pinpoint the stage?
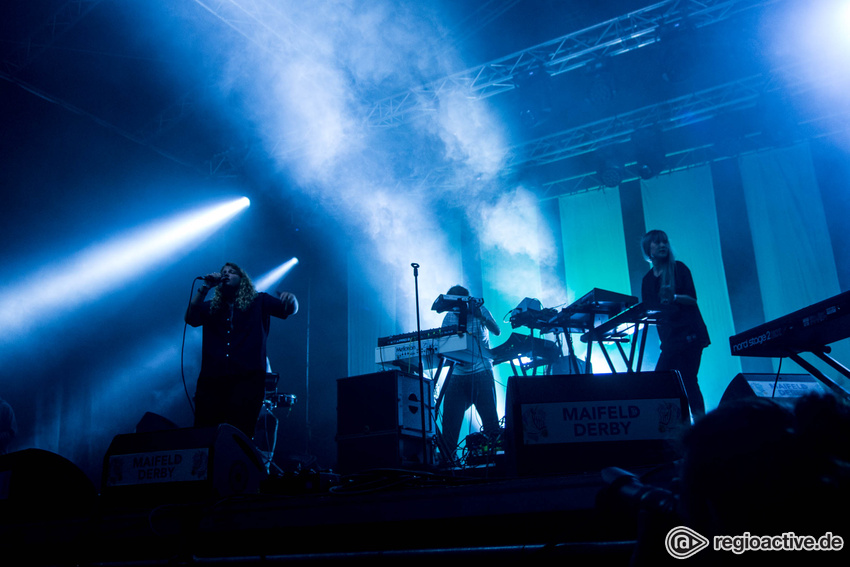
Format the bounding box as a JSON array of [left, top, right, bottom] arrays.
[[1, 367, 696, 566], [1, 454, 656, 566]]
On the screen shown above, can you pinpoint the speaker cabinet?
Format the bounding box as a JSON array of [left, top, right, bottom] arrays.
[[505, 372, 690, 476], [720, 373, 826, 406], [102, 424, 267, 505], [337, 370, 433, 437]]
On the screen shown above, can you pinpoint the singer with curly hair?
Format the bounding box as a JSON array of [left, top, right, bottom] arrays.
[[185, 262, 298, 437]]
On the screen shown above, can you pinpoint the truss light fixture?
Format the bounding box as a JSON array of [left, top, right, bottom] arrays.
[[632, 126, 666, 180], [514, 64, 554, 129], [598, 155, 624, 188]]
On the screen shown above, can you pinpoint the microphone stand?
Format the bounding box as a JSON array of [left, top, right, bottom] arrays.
[[410, 263, 429, 468]]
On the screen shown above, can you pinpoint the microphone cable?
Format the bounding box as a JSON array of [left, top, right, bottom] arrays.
[[180, 279, 201, 418]]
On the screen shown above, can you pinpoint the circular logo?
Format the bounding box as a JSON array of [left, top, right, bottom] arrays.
[[665, 526, 710, 559]]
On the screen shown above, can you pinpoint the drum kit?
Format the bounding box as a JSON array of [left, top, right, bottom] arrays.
[[262, 372, 297, 411]]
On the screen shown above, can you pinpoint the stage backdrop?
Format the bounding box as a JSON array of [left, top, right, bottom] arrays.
[[349, 141, 850, 431], [737, 143, 850, 381]]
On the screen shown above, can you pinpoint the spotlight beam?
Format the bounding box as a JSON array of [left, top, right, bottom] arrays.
[[255, 257, 300, 292], [0, 197, 250, 346]]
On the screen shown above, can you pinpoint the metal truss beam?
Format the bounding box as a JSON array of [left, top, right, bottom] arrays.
[[411, 62, 838, 198], [192, 0, 309, 55], [0, 70, 198, 173], [0, 0, 217, 175], [534, 66, 844, 198], [133, 84, 217, 144], [367, 0, 781, 127], [137, 0, 307, 166], [0, 0, 105, 76], [538, 120, 843, 199], [504, 72, 774, 172], [132, 0, 279, 145], [441, 0, 525, 52]]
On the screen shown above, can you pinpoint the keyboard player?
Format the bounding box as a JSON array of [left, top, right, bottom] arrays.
[[641, 230, 710, 419], [436, 285, 502, 459]]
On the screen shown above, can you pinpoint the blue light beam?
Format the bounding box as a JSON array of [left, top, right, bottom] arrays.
[[0, 196, 250, 345], [255, 257, 299, 292]]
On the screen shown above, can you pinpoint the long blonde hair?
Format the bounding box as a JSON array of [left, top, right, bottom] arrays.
[[210, 262, 257, 312], [641, 230, 676, 292]]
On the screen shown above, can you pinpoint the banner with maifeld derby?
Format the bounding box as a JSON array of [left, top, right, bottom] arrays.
[[519, 397, 686, 445]]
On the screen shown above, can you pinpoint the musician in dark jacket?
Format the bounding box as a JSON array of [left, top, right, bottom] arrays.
[[185, 262, 298, 437], [641, 230, 710, 419]]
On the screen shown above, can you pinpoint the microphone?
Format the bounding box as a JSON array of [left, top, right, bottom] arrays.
[[197, 275, 222, 284]]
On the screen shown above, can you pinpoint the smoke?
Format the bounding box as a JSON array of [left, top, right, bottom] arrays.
[[471, 185, 564, 304], [430, 88, 509, 184], [183, 0, 558, 318], [474, 186, 557, 263]]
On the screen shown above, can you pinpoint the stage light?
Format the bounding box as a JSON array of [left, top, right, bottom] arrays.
[[657, 21, 698, 83], [593, 144, 626, 188], [514, 65, 554, 129], [586, 60, 617, 106], [255, 257, 300, 292], [599, 158, 624, 188], [632, 126, 666, 180], [0, 197, 250, 345]]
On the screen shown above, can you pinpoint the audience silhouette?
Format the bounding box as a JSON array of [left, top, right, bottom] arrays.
[[601, 392, 850, 566]]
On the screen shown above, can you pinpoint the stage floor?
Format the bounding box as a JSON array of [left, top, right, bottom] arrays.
[[1, 461, 656, 566]]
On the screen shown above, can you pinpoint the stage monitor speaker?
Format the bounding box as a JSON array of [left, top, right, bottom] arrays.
[[720, 373, 826, 406], [135, 411, 180, 433], [337, 370, 432, 437], [102, 423, 267, 505], [505, 372, 690, 477], [0, 449, 97, 518]]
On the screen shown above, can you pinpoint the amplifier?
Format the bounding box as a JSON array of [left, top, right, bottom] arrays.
[[337, 370, 432, 437]]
